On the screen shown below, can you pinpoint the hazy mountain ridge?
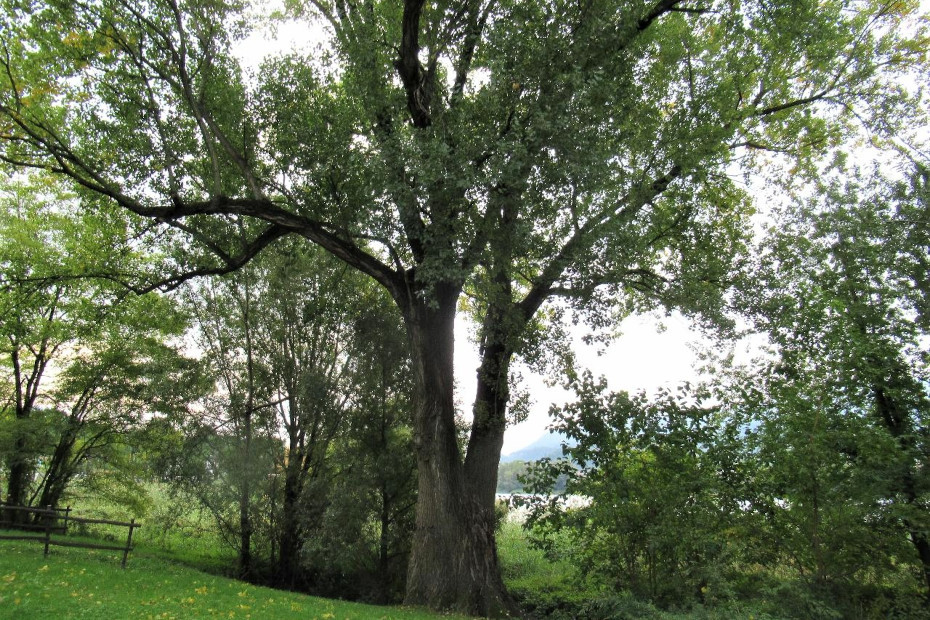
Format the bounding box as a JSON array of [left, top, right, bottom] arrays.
[[501, 431, 574, 463]]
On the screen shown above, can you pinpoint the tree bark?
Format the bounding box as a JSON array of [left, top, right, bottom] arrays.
[[5, 447, 30, 523], [401, 289, 515, 617], [276, 462, 303, 588], [5, 408, 33, 524], [464, 333, 511, 518]]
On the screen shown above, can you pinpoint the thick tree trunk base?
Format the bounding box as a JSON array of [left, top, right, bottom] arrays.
[[401, 292, 516, 617], [405, 493, 515, 617]]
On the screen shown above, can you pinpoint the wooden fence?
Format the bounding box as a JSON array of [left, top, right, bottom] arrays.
[[0, 504, 140, 568]]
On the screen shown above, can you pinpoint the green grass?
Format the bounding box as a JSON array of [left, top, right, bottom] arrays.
[[0, 537, 470, 620], [496, 520, 588, 616], [64, 483, 234, 573], [496, 521, 575, 595]]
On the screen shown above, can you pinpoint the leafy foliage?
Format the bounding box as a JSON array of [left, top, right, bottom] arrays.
[[1, 0, 928, 612], [516, 159, 930, 617], [149, 239, 417, 601], [0, 175, 200, 512], [521, 374, 743, 607]]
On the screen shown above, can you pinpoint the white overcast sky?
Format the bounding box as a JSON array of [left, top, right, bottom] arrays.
[[456, 314, 707, 455]]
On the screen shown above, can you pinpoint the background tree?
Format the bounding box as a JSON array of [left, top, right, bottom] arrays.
[[254, 242, 369, 588], [0, 175, 198, 516], [31, 298, 199, 512], [298, 285, 417, 603], [1, 0, 926, 612], [734, 161, 930, 598], [521, 374, 743, 608], [718, 358, 922, 617], [183, 244, 276, 580], [164, 238, 417, 599]]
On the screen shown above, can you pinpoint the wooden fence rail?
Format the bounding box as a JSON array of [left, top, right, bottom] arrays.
[[0, 504, 140, 568]]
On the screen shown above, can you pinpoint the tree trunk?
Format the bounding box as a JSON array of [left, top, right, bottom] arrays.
[[239, 275, 256, 580], [378, 479, 392, 602], [237, 398, 253, 580], [5, 430, 32, 525], [5, 447, 29, 507], [276, 465, 302, 587], [464, 204, 523, 523], [401, 291, 515, 617], [463, 344, 510, 530], [35, 428, 78, 513]]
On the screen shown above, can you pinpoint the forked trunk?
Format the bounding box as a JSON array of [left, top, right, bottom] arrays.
[[464, 337, 511, 520], [401, 292, 514, 617]]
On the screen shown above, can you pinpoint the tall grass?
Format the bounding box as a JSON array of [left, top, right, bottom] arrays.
[[60, 481, 235, 574]]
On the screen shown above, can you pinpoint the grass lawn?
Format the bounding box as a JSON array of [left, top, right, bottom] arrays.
[[0, 536, 470, 620]]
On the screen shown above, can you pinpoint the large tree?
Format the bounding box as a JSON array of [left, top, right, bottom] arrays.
[[0, 0, 925, 612]]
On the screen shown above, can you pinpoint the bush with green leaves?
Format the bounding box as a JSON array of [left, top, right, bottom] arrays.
[[520, 373, 744, 608]]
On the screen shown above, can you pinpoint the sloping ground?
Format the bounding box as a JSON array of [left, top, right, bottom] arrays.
[[0, 537, 469, 620]]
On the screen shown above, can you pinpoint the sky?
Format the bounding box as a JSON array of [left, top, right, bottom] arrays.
[[455, 313, 707, 455]]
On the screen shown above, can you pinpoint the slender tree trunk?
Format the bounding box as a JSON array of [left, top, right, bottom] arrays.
[[276, 464, 302, 587], [401, 291, 514, 617], [35, 429, 78, 513], [377, 383, 393, 603], [238, 271, 256, 580], [379, 480, 392, 602], [238, 429, 253, 580]]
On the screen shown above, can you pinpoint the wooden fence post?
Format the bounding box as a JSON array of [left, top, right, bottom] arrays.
[[121, 519, 136, 569], [63, 506, 71, 535], [43, 511, 51, 558]]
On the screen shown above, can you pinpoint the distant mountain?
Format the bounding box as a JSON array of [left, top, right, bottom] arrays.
[[500, 431, 574, 463]]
